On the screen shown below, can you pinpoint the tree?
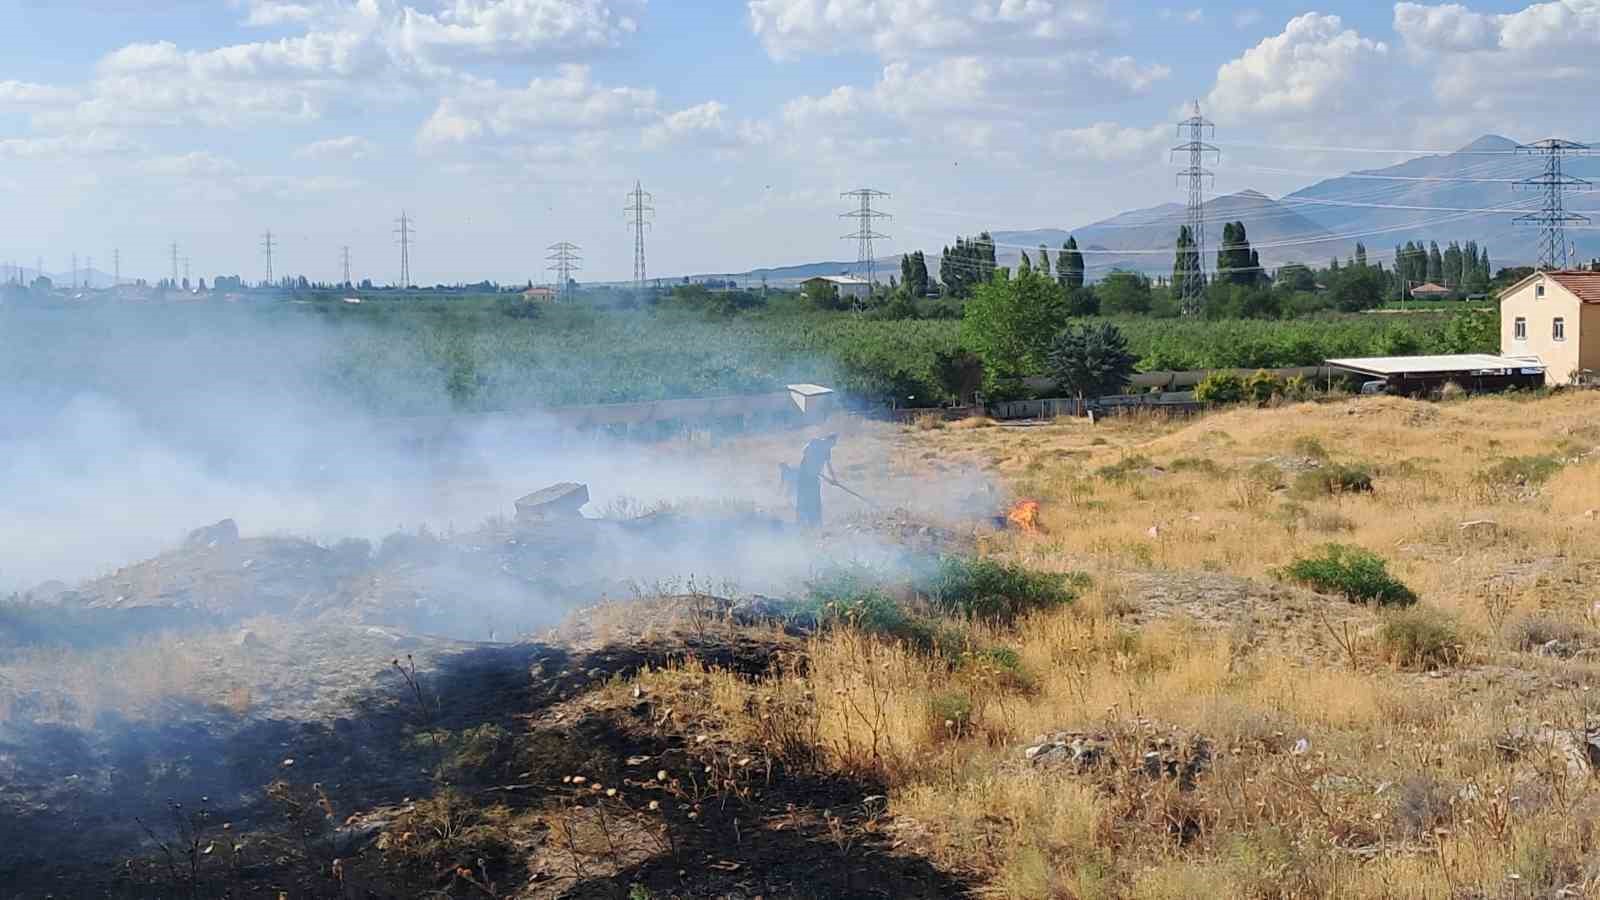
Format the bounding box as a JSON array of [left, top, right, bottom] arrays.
[[1355, 242, 1368, 268], [1172, 225, 1203, 305], [1443, 241, 1463, 291], [933, 349, 986, 406], [1427, 241, 1443, 283], [1059, 237, 1086, 291], [1037, 244, 1051, 278], [1098, 271, 1153, 314], [1329, 265, 1388, 312], [1018, 250, 1032, 275], [804, 279, 842, 310], [1276, 263, 1316, 293], [959, 268, 1067, 395], [1049, 322, 1137, 408], [909, 251, 929, 297]]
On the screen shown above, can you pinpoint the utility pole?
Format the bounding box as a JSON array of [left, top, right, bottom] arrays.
[[625, 180, 654, 292], [394, 211, 413, 288], [1173, 100, 1218, 315], [1514, 139, 1590, 270], [261, 229, 275, 286], [546, 242, 581, 302], [341, 245, 352, 288], [840, 188, 891, 310], [170, 242, 180, 287]]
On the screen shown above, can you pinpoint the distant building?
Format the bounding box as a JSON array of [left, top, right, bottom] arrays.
[[801, 275, 871, 302], [521, 286, 558, 302], [1409, 281, 1452, 300], [1500, 269, 1600, 385]]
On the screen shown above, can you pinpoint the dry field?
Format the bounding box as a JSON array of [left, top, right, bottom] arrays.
[[6, 390, 1600, 898]]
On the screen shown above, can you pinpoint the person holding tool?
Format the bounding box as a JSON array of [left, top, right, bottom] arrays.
[[792, 432, 839, 527]]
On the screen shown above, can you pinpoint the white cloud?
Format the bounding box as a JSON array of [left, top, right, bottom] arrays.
[[747, 0, 1108, 59], [1159, 8, 1205, 23], [1393, 2, 1498, 52], [139, 151, 242, 178], [419, 65, 657, 147], [1048, 122, 1168, 162], [295, 135, 378, 160], [0, 131, 139, 159], [394, 0, 639, 62], [242, 1, 322, 26], [642, 101, 767, 150], [1233, 8, 1262, 28], [1206, 13, 1388, 123], [0, 80, 80, 106]]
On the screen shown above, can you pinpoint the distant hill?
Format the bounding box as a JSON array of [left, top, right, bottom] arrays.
[[994, 190, 1339, 278]]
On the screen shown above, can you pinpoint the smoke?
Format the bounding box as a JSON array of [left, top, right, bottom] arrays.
[[0, 299, 991, 600]]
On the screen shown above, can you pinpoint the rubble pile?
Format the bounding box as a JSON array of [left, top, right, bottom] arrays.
[[1024, 728, 1214, 790]]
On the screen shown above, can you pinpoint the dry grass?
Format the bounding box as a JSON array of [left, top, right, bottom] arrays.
[[631, 390, 1600, 898]]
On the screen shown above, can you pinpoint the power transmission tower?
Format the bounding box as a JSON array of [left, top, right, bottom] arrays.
[[1172, 100, 1218, 315], [1514, 139, 1590, 270], [546, 242, 581, 302], [625, 180, 654, 292], [341, 245, 352, 288], [170, 243, 179, 286], [261, 229, 276, 286], [183, 257, 191, 286], [840, 188, 890, 308], [394, 211, 413, 288]]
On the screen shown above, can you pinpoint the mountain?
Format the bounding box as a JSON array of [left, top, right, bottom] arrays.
[[1282, 134, 1600, 268], [994, 190, 1340, 278]]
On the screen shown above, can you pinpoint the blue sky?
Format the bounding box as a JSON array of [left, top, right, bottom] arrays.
[[0, 0, 1588, 283]]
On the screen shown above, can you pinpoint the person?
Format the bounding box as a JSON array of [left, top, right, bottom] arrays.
[[793, 433, 838, 527]]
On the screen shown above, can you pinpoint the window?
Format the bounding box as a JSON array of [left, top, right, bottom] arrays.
[[1554, 317, 1566, 341], [1515, 317, 1528, 340], [1537, 283, 1546, 298]]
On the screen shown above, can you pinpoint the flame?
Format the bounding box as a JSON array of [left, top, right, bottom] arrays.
[[1006, 499, 1042, 535]]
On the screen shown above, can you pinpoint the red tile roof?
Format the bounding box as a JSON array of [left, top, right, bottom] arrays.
[[1547, 271, 1600, 304]]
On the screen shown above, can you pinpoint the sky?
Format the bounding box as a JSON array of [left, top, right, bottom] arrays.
[[0, 0, 1592, 284]]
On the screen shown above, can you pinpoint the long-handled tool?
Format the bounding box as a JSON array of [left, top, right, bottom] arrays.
[[822, 474, 878, 507]]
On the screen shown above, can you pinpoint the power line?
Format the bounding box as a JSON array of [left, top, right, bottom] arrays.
[[394, 211, 413, 288], [261, 229, 276, 285], [1173, 99, 1218, 314], [1513, 138, 1590, 270], [626, 180, 654, 292], [546, 242, 580, 302], [840, 188, 890, 309]]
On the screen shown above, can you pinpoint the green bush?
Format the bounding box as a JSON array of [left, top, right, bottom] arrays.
[[1170, 456, 1226, 476], [1280, 544, 1417, 607], [1194, 372, 1246, 405], [1245, 369, 1283, 405], [1290, 463, 1374, 499], [1096, 454, 1154, 481], [1380, 608, 1463, 670], [1480, 455, 1562, 487], [929, 691, 975, 735], [919, 556, 1085, 624]]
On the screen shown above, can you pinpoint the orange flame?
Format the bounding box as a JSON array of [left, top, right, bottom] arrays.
[[1006, 499, 1043, 535]]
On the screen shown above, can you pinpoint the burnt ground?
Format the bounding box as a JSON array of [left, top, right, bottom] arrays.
[[0, 605, 971, 899]]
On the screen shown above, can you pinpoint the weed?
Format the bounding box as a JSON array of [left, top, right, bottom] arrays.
[[1279, 544, 1418, 607], [1290, 463, 1374, 499], [928, 691, 974, 738], [919, 556, 1085, 624], [1096, 454, 1154, 481], [1170, 456, 1225, 476], [1379, 607, 1464, 670], [1506, 614, 1588, 653], [1480, 455, 1563, 487]]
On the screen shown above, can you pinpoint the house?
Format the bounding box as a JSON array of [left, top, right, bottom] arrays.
[[801, 275, 871, 302], [1410, 281, 1452, 300], [1328, 354, 1544, 396], [1499, 270, 1600, 385], [521, 286, 558, 302]]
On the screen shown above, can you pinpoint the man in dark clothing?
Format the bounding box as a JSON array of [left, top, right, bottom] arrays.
[[792, 433, 838, 527]]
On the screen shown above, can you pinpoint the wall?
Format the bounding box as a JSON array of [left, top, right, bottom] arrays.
[[1500, 273, 1584, 385]]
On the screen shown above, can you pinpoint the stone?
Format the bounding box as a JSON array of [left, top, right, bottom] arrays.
[[235, 629, 262, 649], [515, 483, 590, 524], [185, 519, 240, 549]]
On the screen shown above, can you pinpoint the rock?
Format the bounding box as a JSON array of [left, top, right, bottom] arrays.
[[185, 519, 240, 549], [235, 629, 262, 649], [1147, 525, 1161, 539], [1291, 737, 1310, 756], [515, 483, 590, 524]]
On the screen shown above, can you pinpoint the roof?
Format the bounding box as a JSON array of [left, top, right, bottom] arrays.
[[805, 275, 870, 285], [1410, 281, 1450, 294], [1327, 354, 1545, 376], [786, 383, 835, 397], [1500, 269, 1600, 304]]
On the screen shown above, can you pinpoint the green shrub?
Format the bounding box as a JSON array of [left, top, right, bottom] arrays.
[[1170, 456, 1226, 476], [1290, 436, 1329, 460], [1290, 463, 1373, 499], [1480, 455, 1562, 487], [1380, 608, 1463, 670], [960, 646, 1036, 692], [929, 691, 974, 735], [1245, 369, 1283, 405], [919, 556, 1085, 624], [1095, 454, 1154, 481], [1279, 544, 1417, 607], [1194, 372, 1246, 405]]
